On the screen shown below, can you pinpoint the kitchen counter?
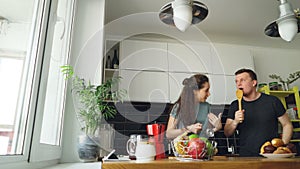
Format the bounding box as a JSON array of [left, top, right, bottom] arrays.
[[102, 156, 300, 169]]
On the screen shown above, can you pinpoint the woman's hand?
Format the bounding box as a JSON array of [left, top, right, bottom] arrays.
[[208, 112, 223, 131], [186, 123, 202, 134]]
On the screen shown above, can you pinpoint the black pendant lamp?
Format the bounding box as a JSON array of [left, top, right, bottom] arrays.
[[159, 0, 208, 32], [265, 0, 300, 42]]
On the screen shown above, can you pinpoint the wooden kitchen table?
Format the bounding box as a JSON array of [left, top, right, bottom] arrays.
[[102, 156, 300, 169]]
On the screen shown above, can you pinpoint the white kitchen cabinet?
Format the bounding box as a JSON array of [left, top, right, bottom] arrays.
[[168, 42, 212, 73], [168, 72, 213, 103], [119, 70, 169, 102], [169, 73, 236, 104], [211, 43, 254, 75], [209, 74, 236, 104], [119, 39, 168, 71], [169, 72, 192, 103], [107, 39, 251, 104]]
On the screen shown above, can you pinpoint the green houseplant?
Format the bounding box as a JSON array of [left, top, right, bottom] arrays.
[[269, 71, 300, 90], [61, 65, 126, 161]]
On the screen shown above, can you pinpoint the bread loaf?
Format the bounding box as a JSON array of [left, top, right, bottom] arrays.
[[273, 147, 292, 154], [271, 138, 284, 148]]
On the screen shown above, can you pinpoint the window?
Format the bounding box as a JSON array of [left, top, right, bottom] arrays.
[[0, 0, 75, 166], [0, 0, 38, 157], [0, 55, 24, 155]]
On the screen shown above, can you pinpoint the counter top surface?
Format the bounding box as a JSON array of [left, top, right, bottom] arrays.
[[102, 156, 300, 169]]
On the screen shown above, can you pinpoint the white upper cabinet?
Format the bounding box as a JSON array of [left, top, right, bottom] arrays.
[[168, 72, 213, 104], [112, 39, 254, 104], [211, 43, 254, 75], [168, 42, 212, 73], [209, 75, 236, 104], [169, 73, 236, 104], [169, 72, 191, 103], [119, 39, 168, 71], [119, 70, 169, 102]]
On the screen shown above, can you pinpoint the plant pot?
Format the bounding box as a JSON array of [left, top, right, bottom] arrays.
[[77, 135, 100, 162]]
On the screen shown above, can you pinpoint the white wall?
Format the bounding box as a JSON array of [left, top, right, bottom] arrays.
[[62, 0, 300, 163], [251, 47, 300, 89], [60, 0, 105, 162]]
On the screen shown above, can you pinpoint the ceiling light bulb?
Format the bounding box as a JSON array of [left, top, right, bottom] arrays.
[[159, 0, 208, 31], [172, 0, 193, 32], [276, 0, 298, 42], [278, 17, 298, 42]]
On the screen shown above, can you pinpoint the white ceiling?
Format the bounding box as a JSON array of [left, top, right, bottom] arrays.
[[0, 0, 34, 23], [105, 0, 300, 49], [1, 0, 300, 49]]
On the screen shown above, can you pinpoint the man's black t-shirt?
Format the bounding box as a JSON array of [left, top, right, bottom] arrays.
[[228, 93, 286, 156]]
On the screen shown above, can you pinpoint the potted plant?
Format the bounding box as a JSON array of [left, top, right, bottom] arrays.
[[61, 65, 126, 162], [269, 70, 300, 90]]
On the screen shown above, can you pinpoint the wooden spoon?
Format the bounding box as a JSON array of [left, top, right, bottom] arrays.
[[236, 89, 243, 123]]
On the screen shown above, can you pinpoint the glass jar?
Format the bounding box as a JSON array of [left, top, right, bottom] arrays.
[[269, 82, 278, 90], [258, 83, 267, 90], [278, 84, 283, 91]]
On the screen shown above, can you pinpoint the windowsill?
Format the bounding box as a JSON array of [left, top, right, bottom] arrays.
[[43, 162, 102, 169]]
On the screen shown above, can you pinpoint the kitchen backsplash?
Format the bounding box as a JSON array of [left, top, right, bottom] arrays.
[[105, 101, 300, 156], [105, 101, 240, 156]]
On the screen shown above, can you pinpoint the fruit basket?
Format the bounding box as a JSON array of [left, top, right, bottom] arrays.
[[170, 134, 217, 161]]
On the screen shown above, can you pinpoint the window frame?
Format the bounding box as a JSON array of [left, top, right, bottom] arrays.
[[29, 0, 76, 162], [0, 0, 76, 166]]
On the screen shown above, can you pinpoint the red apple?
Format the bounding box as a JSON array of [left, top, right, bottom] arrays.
[[187, 138, 206, 159]]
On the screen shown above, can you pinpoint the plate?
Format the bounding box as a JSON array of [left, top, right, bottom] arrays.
[[260, 153, 296, 159]]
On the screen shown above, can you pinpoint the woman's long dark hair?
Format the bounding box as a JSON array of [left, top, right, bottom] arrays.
[[173, 74, 209, 127]]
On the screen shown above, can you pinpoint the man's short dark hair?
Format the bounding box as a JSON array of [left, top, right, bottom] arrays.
[[235, 68, 257, 81]]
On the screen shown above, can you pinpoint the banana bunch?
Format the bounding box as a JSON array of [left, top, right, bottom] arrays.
[[173, 131, 189, 155]]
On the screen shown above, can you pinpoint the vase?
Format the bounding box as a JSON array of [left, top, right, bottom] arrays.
[[287, 83, 292, 90], [283, 83, 292, 91], [77, 135, 100, 162]]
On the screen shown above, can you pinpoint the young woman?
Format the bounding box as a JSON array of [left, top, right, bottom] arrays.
[[166, 74, 222, 139]]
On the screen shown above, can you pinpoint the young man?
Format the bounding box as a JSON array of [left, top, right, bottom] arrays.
[[224, 68, 293, 157]]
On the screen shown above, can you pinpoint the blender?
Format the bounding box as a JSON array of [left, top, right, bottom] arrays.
[[146, 123, 166, 159]]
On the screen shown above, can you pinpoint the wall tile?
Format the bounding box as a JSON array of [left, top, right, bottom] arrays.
[[105, 102, 241, 156]]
